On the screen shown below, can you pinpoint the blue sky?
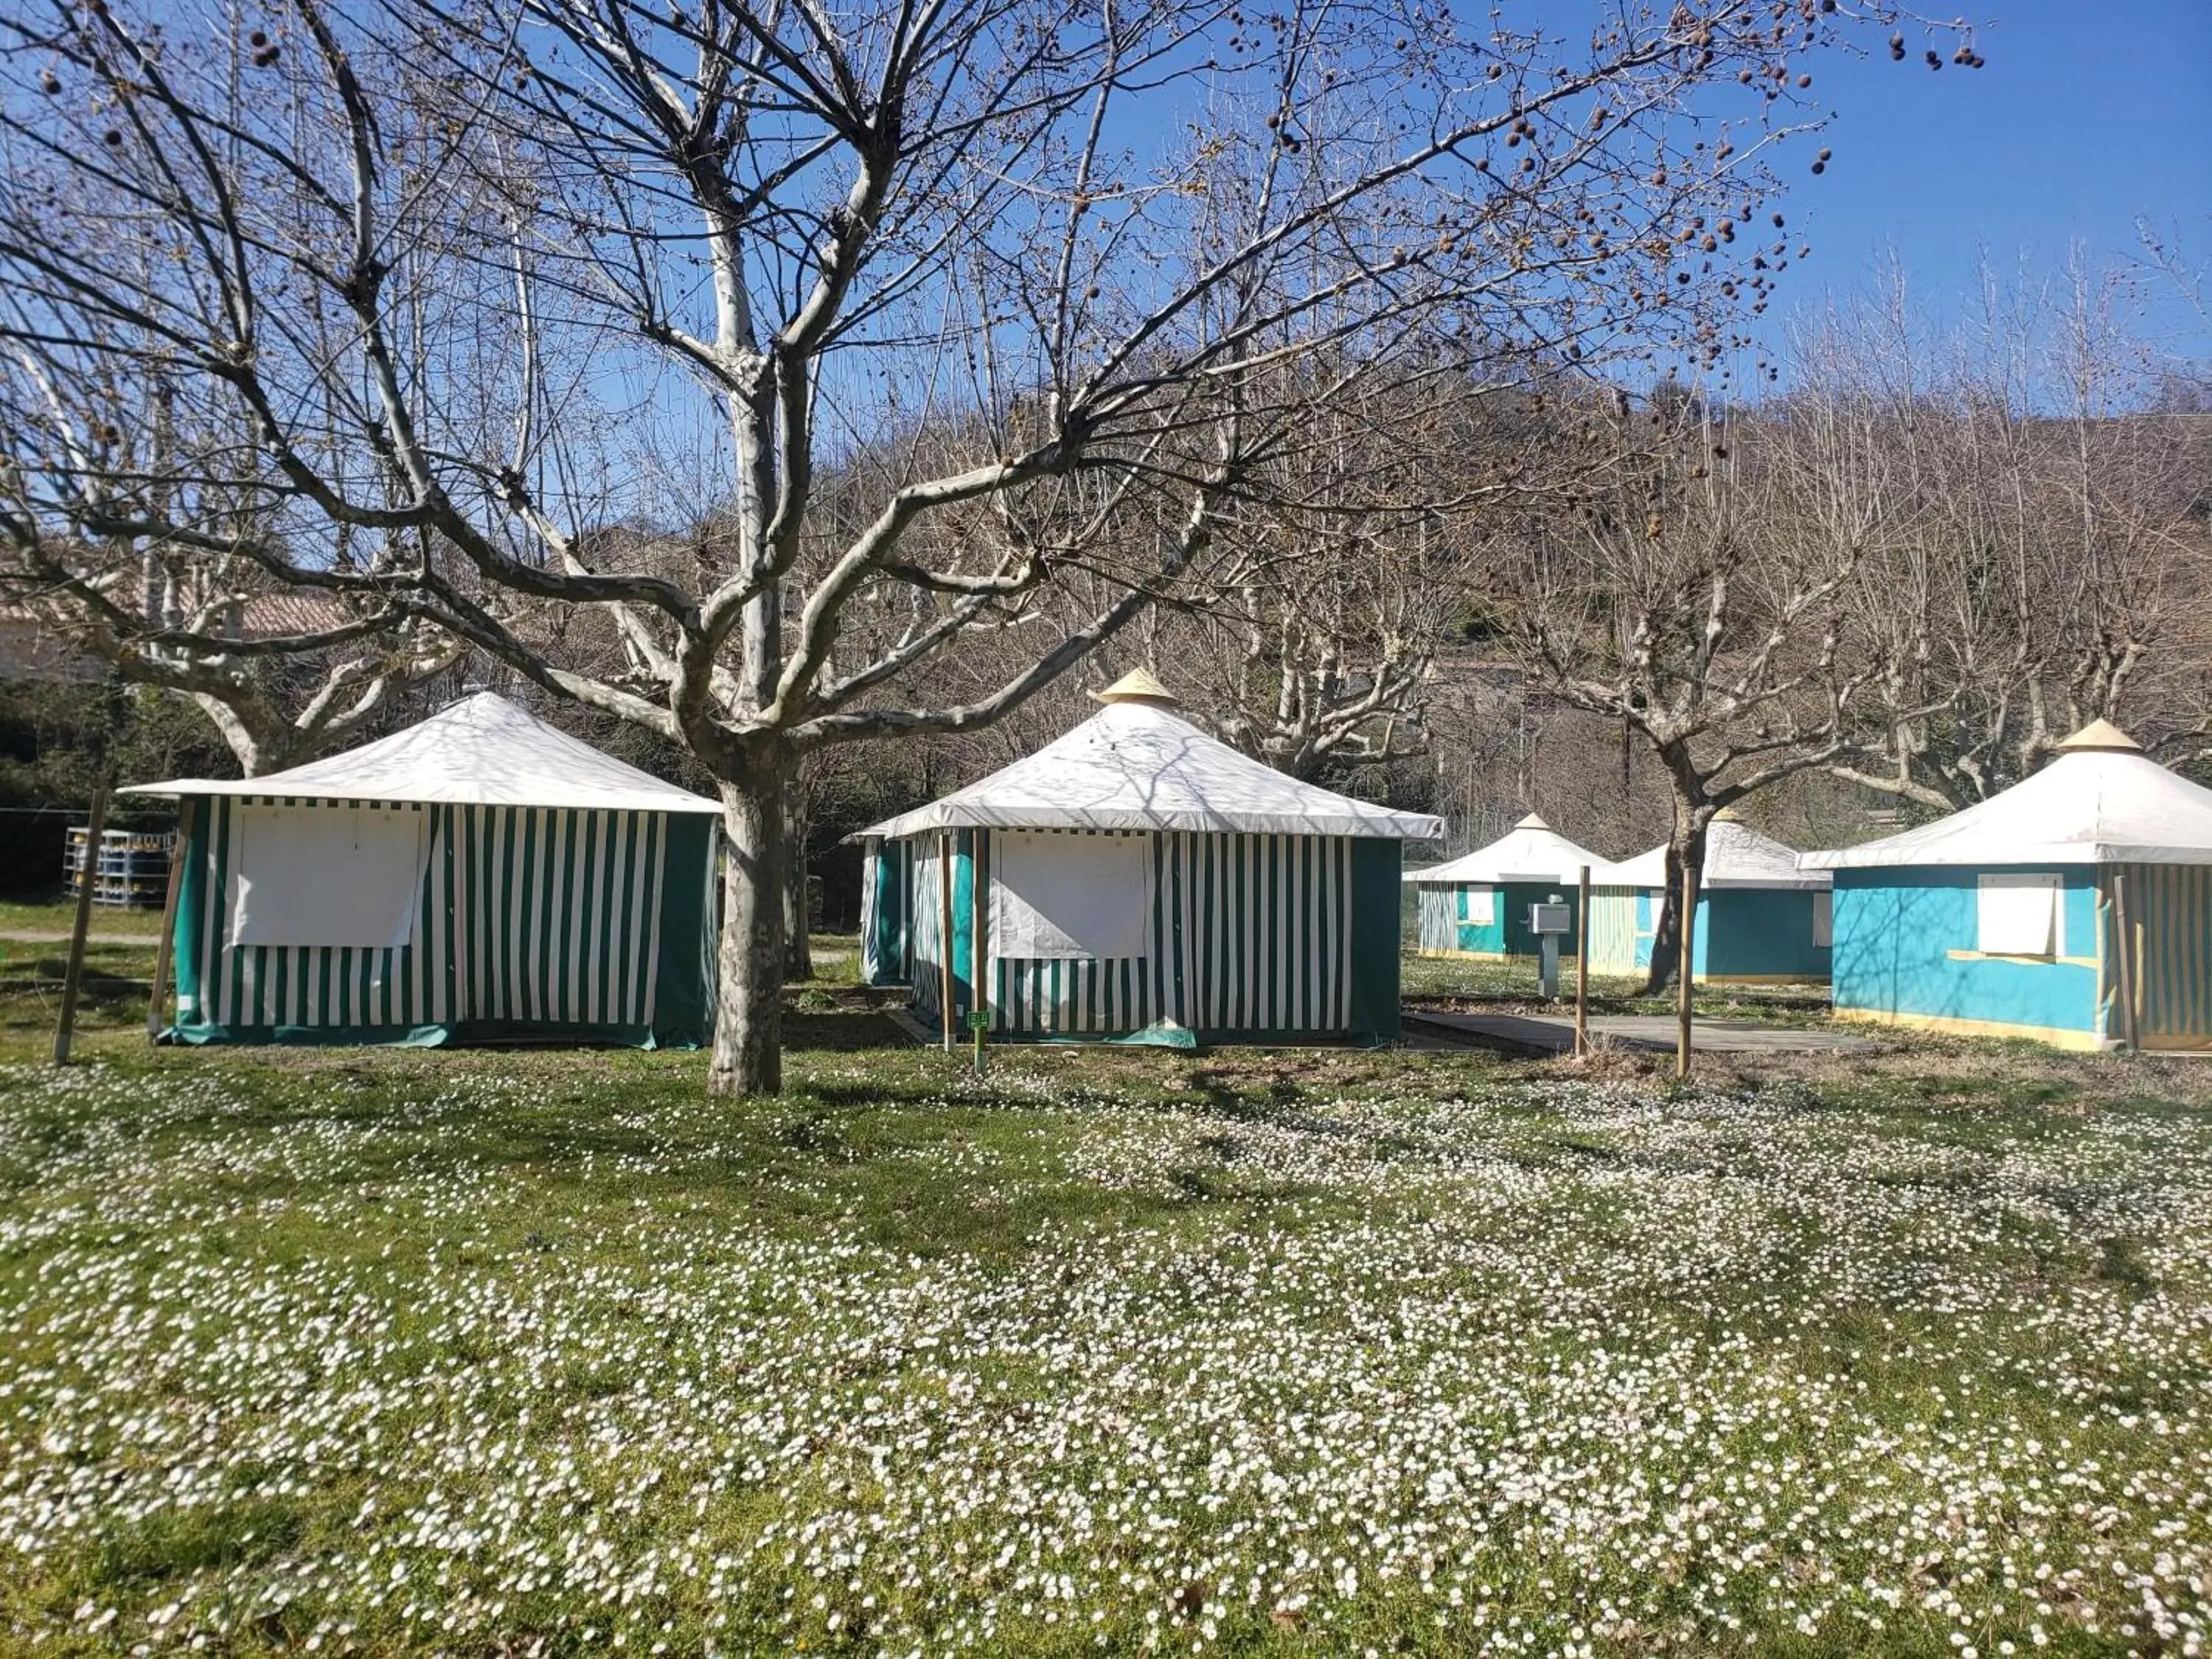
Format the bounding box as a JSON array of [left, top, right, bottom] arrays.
[[1765, 0, 2209, 364]]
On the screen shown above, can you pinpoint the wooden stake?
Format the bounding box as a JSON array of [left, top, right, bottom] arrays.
[[1574, 863, 1590, 1057], [1675, 855, 1699, 1081], [145, 799, 194, 1043], [938, 830, 956, 1053], [54, 779, 111, 1065], [2112, 869, 2140, 1052]]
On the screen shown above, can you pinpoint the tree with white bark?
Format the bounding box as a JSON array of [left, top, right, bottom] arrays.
[[1159, 362, 1466, 782], [0, 322, 464, 773], [1507, 391, 1874, 995], [1807, 260, 2212, 811], [0, 0, 1943, 1091]]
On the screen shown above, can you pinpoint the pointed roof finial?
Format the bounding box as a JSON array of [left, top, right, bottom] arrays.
[[1093, 668, 1180, 706], [2056, 717, 2142, 754], [1514, 812, 1551, 830]]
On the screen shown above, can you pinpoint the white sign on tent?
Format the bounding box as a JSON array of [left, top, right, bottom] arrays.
[[228, 804, 429, 949], [989, 830, 1154, 960], [1976, 873, 2061, 957]]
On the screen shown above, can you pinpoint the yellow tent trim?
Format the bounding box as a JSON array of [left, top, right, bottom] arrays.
[[1832, 1006, 2107, 1051]]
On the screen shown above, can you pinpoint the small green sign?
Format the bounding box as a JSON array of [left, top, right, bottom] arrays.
[[964, 1009, 991, 1031]]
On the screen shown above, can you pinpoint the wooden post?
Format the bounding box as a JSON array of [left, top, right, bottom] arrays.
[[1574, 863, 1590, 1057], [2112, 869, 2140, 1052], [938, 830, 956, 1052], [1674, 856, 1699, 1081], [145, 799, 194, 1043], [54, 779, 111, 1065]]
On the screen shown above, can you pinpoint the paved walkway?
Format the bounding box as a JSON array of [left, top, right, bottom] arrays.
[[1405, 1009, 1886, 1056]]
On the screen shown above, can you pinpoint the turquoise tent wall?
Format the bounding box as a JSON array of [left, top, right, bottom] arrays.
[[1411, 880, 1579, 959], [1699, 889, 1829, 981], [169, 795, 717, 1048], [860, 838, 913, 986], [1587, 886, 1828, 982], [910, 828, 1400, 1044], [1829, 866, 2104, 1048]]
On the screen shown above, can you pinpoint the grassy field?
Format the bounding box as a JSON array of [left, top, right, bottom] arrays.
[[1399, 951, 1835, 1027], [0, 963, 2209, 1656], [0, 895, 167, 937]]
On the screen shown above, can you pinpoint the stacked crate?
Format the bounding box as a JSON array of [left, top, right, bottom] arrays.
[[63, 827, 175, 909]]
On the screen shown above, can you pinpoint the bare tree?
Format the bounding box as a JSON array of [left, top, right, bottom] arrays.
[[1156, 362, 1470, 780], [1815, 258, 2212, 810], [0, 313, 463, 773], [0, 0, 1946, 1092], [1509, 395, 1871, 994], [0, 532, 462, 776]]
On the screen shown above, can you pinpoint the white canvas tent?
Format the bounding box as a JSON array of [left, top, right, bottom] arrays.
[[1800, 721, 2212, 869], [855, 672, 1441, 1043], [126, 692, 722, 1047], [1402, 813, 1606, 888], [1586, 813, 1832, 982], [1805, 721, 2212, 1050], [861, 681, 1443, 841], [1403, 813, 1607, 959], [1608, 818, 1829, 889]]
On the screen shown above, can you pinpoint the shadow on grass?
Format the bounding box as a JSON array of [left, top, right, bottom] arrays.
[[782, 1007, 913, 1051]]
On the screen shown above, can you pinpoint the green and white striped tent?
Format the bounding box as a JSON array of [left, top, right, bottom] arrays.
[[855, 672, 1442, 1046], [125, 692, 720, 1048]]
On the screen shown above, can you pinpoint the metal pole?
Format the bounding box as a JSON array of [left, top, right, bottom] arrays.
[[938, 830, 956, 1053], [54, 777, 111, 1065], [1675, 855, 1699, 1081], [1575, 863, 1590, 1057], [145, 799, 193, 1043]]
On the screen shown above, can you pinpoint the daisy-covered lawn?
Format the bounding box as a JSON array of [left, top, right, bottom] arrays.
[[0, 1010, 2208, 1657]]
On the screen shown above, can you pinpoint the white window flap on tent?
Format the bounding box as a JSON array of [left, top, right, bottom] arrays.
[[229, 804, 429, 949], [1459, 888, 1496, 926], [1977, 872, 2061, 956], [990, 830, 1153, 960], [1812, 890, 1834, 947]]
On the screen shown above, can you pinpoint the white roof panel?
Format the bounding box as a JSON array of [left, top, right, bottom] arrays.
[[1600, 819, 1828, 890], [123, 692, 722, 815], [1802, 741, 2212, 869], [855, 701, 1441, 841], [1402, 814, 1606, 886]]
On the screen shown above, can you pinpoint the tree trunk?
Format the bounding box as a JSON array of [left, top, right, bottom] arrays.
[[782, 793, 813, 982], [711, 756, 789, 1096], [1641, 783, 1714, 997]]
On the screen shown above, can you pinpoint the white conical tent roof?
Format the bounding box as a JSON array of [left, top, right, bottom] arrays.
[[1402, 813, 1605, 885], [1802, 722, 2212, 869], [1603, 818, 1829, 890], [854, 699, 1441, 841], [123, 692, 722, 814]]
